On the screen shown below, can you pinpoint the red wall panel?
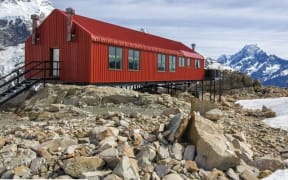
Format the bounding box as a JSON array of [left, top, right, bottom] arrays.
[[90, 43, 205, 83], [25, 10, 91, 83], [26, 10, 205, 84]]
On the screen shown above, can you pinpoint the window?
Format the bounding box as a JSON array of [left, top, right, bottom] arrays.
[[195, 59, 201, 69], [187, 58, 191, 67], [128, 49, 140, 70], [157, 54, 166, 72], [169, 55, 176, 72], [179, 57, 185, 67], [109, 46, 122, 70]]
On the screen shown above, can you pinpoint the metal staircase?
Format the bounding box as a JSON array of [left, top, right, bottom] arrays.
[[0, 61, 59, 106]]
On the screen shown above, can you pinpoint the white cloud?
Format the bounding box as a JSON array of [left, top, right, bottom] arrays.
[[50, 0, 288, 59]]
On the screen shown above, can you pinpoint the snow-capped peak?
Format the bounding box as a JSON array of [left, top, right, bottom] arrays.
[[0, 0, 54, 76], [217, 44, 288, 87], [0, 0, 53, 21]]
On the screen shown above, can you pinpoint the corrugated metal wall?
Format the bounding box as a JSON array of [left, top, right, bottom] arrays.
[[25, 9, 205, 84], [25, 10, 91, 83], [90, 42, 205, 83]]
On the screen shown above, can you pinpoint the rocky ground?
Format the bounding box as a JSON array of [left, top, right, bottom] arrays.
[[0, 84, 288, 179]]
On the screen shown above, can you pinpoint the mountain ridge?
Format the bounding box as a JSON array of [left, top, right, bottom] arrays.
[[217, 44, 288, 87], [0, 0, 54, 75]]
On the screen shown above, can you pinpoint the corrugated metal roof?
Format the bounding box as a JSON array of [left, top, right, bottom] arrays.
[[56, 9, 204, 59]]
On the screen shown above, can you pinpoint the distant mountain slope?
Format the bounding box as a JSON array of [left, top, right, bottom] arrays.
[[0, 0, 53, 75], [217, 44, 288, 87]]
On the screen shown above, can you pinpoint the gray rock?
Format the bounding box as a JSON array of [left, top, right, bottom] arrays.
[[3, 148, 36, 170], [205, 108, 224, 121], [63, 156, 105, 178], [171, 143, 184, 160], [226, 168, 240, 180], [188, 112, 240, 170], [0, 137, 5, 149], [1, 170, 14, 179], [161, 108, 181, 117], [46, 104, 65, 112], [137, 157, 154, 173], [158, 145, 170, 159], [32, 137, 77, 155], [183, 145, 195, 160], [55, 175, 73, 179], [13, 166, 31, 179], [253, 155, 284, 171], [80, 170, 112, 180], [232, 139, 253, 164], [239, 169, 258, 180], [103, 174, 122, 180], [162, 173, 184, 180], [30, 157, 45, 174], [155, 164, 169, 177], [113, 156, 140, 180], [99, 148, 120, 169], [136, 145, 156, 161], [164, 113, 189, 142], [98, 136, 118, 151]]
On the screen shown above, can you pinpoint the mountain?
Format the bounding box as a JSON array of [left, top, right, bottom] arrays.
[[218, 44, 288, 87], [0, 0, 53, 76]]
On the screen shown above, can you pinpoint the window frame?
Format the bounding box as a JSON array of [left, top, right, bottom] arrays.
[[187, 58, 191, 67], [169, 55, 176, 72], [108, 46, 123, 70], [195, 59, 201, 69], [179, 57, 185, 67], [157, 53, 166, 72], [128, 49, 140, 71]]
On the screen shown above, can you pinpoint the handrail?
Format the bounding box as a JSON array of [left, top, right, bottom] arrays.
[[0, 61, 43, 89], [0, 60, 61, 105]]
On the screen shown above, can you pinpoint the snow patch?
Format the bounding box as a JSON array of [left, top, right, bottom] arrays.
[[237, 97, 288, 178], [281, 69, 288, 76], [0, 44, 24, 76], [263, 64, 280, 75]]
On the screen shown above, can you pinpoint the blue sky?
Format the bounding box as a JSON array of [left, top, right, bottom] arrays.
[[50, 0, 288, 59]]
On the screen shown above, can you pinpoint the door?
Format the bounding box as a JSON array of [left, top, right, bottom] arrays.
[[50, 48, 60, 77]]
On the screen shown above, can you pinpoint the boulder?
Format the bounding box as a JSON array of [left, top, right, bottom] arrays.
[[113, 156, 140, 180], [205, 108, 224, 121], [63, 156, 105, 178], [163, 113, 189, 142], [253, 155, 284, 171], [187, 112, 240, 170]]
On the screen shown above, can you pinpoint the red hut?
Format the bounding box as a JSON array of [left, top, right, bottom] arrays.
[[25, 8, 205, 84]]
